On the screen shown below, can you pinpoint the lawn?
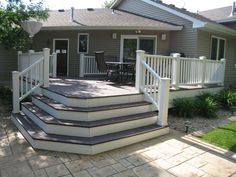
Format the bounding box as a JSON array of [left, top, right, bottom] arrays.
[[200, 121, 236, 153]]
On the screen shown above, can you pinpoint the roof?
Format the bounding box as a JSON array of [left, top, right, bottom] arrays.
[[111, 0, 236, 36], [199, 6, 236, 23], [41, 8, 182, 31]]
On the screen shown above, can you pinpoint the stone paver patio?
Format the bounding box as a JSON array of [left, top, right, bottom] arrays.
[[0, 110, 236, 177]]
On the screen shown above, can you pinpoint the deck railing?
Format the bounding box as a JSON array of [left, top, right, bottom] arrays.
[[79, 54, 105, 77], [144, 54, 226, 89], [18, 50, 57, 78], [12, 48, 50, 113], [136, 50, 170, 126]]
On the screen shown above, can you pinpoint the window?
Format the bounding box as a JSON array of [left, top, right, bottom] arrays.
[[210, 36, 226, 60], [78, 33, 89, 54]]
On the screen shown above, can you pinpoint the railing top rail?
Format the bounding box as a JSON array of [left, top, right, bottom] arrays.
[[205, 59, 225, 63], [19, 57, 44, 76], [141, 60, 162, 81], [144, 54, 174, 59], [84, 55, 95, 58]]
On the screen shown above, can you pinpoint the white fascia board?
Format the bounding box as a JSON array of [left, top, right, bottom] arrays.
[[217, 18, 236, 23], [110, 0, 123, 9], [204, 22, 236, 37], [41, 25, 183, 31], [141, 0, 206, 28]]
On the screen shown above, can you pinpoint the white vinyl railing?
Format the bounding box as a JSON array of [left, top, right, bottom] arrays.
[[18, 50, 57, 78], [143, 54, 226, 89], [12, 48, 50, 113], [136, 50, 170, 126], [79, 54, 106, 77]]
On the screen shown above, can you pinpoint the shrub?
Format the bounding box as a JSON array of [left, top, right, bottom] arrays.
[[217, 89, 236, 109], [172, 98, 195, 118], [195, 92, 219, 118], [0, 86, 12, 104]]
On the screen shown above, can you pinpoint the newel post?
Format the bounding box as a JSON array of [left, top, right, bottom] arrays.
[[52, 53, 57, 78], [158, 78, 170, 126], [135, 50, 145, 92], [28, 50, 34, 66], [172, 53, 180, 89], [220, 58, 226, 86], [12, 71, 20, 113], [43, 48, 50, 87], [199, 56, 206, 88], [79, 54, 85, 78]]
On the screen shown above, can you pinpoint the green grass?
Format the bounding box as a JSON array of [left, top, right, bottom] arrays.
[[200, 121, 236, 152]]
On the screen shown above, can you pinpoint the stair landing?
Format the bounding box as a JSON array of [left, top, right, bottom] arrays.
[[47, 78, 139, 98]]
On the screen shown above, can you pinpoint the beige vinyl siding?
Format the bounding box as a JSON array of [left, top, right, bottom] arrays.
[[0, 46, 17, 86], [34, 30, 170, 76], [116, 0, 198, 57], [197, 30, 236, 86]]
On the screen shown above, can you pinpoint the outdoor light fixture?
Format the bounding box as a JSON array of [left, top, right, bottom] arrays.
[[112, 33, 117, 39], [21, 20, 43, 49], [161, 33, 167, 40], [135, 30, 141, 34], [184, 121, 192, 133]]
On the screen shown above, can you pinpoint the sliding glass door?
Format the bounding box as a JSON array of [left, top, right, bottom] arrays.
[[120, 35, 156, 61]]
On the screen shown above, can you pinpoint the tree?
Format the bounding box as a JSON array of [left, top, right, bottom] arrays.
[[0, 0, 49, 49], [102, 0, 113, 9]]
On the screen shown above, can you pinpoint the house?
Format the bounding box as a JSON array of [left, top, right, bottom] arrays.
[[199, 2, 236, 30], [9, 0, 234, 154], [1, 0, 236, 86], [31, 0, 236, 86]]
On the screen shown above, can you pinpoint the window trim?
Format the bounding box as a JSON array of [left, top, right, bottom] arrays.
[[210, 35, 226, 60], [77, 33, 89, 54]]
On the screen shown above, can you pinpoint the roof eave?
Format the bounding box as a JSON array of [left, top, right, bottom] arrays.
[[217, 18, 236, 23], [201, 22, 236, 37], [41, 25, 183, 31]]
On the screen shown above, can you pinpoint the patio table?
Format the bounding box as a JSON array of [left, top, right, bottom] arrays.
[[106, 61, 135, 82]]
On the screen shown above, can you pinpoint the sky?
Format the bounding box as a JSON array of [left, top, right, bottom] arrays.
[[1, 0, 235, 12]]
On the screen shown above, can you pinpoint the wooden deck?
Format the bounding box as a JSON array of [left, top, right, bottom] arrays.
[[47, 78, 139, 98]]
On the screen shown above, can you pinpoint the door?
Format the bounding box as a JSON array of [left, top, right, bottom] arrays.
[[121, 36, 156, 61], [122, 38, 138, 61], [54, 40, 68, 76]]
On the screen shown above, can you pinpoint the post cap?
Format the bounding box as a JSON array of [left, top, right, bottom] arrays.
[[136, 50, 145, 54], [199, 56, 206, 60]]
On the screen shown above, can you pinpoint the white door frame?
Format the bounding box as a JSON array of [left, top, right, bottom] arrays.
[[120, 35, 157, 61], [53, 38, 70, 76]]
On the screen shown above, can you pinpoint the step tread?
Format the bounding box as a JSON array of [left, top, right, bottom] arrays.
[[12, 113, 164, 145], [32, 94, 152, 112], [22, 102, 158, 127]]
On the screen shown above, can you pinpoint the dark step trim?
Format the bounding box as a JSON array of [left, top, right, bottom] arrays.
[[42, 86, 143, 99], [32, 94, 152, 112], [22, 102, 158, 128], [12, 113, 166, 145]]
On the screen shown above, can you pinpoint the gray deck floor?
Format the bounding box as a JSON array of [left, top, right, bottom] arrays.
[[47, 78, 139, 98]]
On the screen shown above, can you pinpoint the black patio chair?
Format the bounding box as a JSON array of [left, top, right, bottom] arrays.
[[95, 51, 120, 81]]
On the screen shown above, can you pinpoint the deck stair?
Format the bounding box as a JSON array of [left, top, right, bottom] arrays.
[[11, 86, 169, 155]]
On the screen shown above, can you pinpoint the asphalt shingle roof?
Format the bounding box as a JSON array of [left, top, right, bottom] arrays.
[[42, 8, 182, 30], [198, 6, 236, 22]]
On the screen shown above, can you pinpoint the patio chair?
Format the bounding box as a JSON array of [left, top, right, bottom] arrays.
[[95, 51, 120, 81]]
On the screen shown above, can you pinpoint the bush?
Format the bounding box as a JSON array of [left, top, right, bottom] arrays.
[[172, 98, 195, 118], [217, 89, 236, 109], [0, 86, 12, 104], [195, 93, 219, 118]]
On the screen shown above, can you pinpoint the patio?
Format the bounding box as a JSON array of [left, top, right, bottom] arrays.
[[1, 106, 236, 177]]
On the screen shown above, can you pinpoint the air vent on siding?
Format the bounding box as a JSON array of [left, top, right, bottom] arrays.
[[58, 9, 65, 12]]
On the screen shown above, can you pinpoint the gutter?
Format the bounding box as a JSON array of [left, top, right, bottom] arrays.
[[41, 25, 183, 31], [202, 22, 236, 37]]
